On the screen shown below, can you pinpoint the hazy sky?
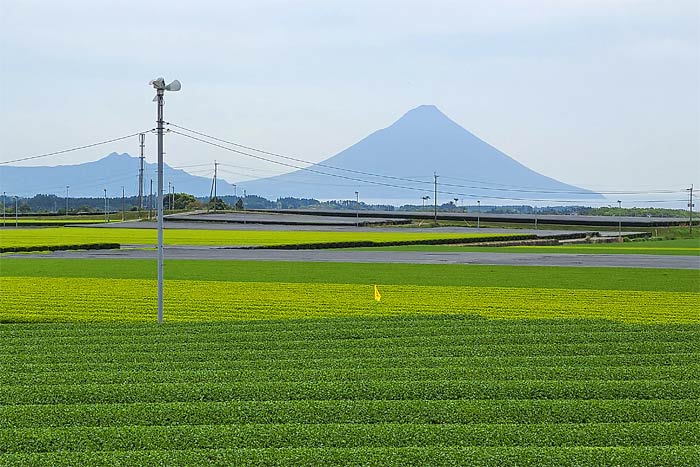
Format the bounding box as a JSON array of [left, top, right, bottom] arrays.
[[1, 0, 698, 203]]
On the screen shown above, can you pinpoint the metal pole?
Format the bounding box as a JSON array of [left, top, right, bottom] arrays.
[[156, 88, 165, 324], [15, 196, 18, 227], [355, 191, 359, 228], [149, 179, 153, 221], [65, 186, 69, 216], [688, 185, 694, 235], [121, 186, 125, 221], [433, 172, 438, 223], [617, 200, 622, 241], [534, 207, 538, 231], [104, 189, 108, 223], [213, 161, 218, 210], [477, 200, 480, 229], [243, 189, 247, 225], [2, 192, 5, 227], [138, 133, 145, 214]]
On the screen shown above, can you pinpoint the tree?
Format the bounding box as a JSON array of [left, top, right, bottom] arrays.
[[234, 198, 244, 211], [209, 197, 230, 211]]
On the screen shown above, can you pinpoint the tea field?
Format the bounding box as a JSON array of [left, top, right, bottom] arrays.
[[1, 258, 699, 465], [0, 227, 504, 248]]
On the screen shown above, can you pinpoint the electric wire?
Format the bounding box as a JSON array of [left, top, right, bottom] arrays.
[[0, 131, 150, 165], [167, 122, 687, 196], [170, 129, 687, 204]]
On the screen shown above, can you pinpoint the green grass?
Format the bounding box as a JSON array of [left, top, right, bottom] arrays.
[[1, 316, 699, 466], [0, 227, 508, 248], [1, 259, 698, 292], [359, 238, 700, 256]]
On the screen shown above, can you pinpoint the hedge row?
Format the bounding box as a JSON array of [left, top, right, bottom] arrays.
[[0, 243, 120, 253], [254, 235, 537, 250]]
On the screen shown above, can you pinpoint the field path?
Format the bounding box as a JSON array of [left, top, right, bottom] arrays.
[[12, 246, 700, 269]]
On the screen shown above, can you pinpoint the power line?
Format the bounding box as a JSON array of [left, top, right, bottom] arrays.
[[169, 129, 687, 204], [167, 122, 686, 197], [167, 122, 430, 186], [0, 131, 150, 165]]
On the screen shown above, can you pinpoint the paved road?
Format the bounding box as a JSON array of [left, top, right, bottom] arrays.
[[15, 246, 699, 269], [74, 220, 616, 238]]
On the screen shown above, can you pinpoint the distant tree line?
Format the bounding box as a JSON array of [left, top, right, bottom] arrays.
[[2, 193, 690, 218]]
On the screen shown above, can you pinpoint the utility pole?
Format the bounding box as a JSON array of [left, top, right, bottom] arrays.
[[534, 207, 538, 231], [14, 196, 18, 227], [2, 191, 5, 227], [121, 186, 125, 221], [138, 133, 145, 214], [65, 186, 69, 216], [167, 181, 171, 211], [149, 179, 153, 221], [104, 189, 108, 223], [688, 185, 695, 235], [355, 191, 359, 228], [477, 200, 481, 229], [150, 76, 181, 324], [213, 160, 219, 210], [433, 172, 438, 223], [617, 200, 622, 242], [171, 185, 175, 212]]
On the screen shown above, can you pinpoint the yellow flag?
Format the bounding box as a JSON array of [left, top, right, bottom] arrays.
[[374, 284, 381, 302]]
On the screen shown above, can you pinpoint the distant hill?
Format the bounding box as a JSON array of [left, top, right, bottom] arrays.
[[0, 153, 233, 198], [239, 105, 603, 203]]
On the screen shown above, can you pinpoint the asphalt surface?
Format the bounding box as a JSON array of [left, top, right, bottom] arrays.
[[78, 220, 604, 237], [14, 246, 699, 269]]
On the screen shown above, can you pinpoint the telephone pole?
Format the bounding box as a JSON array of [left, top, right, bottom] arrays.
[[433, 172, 438, 223], [209, 160, 219, 211], [149, 179, 153, 221], [138, 133, 145, 214], [121, 186, 125, 221], [214, 160, 218, 207]]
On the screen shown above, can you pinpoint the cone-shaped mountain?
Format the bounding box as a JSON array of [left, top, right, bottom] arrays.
[[240, 105, 602, 202]]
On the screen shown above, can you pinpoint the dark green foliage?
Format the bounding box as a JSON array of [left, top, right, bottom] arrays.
[[1, 316, 699, 465], [0, 243, 120, 253]]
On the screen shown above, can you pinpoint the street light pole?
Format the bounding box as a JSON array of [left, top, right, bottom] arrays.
[[355, 191, 359, 228], [121, 186, 125, 221], [150, 76, 181, 324], [65, 186, 69, 216], [104, 189, 108, 223], [14, 196, 18, 227]]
